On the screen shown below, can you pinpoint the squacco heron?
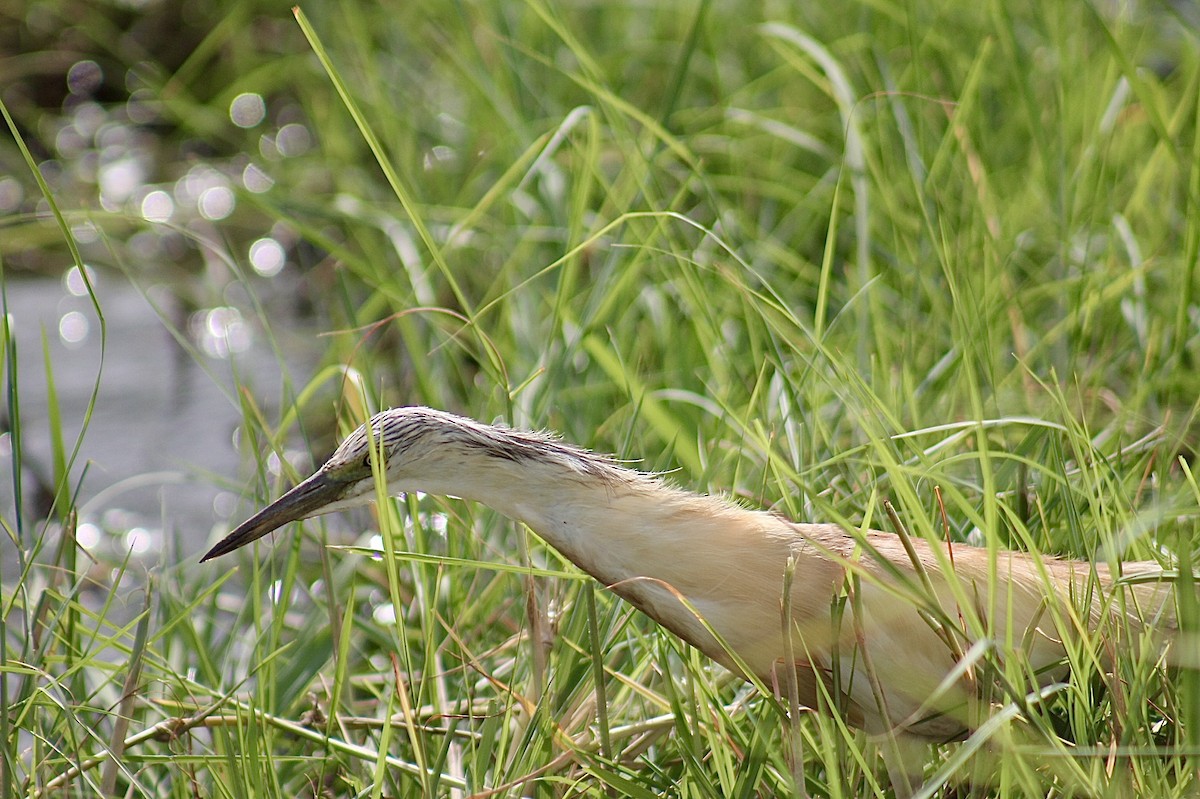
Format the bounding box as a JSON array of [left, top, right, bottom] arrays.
[[203, 406, 1178, 792]]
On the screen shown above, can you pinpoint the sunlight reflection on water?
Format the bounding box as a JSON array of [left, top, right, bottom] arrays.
[[2, 270, 316, 577], [1, 57, 328, 578]]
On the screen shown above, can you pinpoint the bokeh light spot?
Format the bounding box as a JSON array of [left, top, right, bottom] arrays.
[[230, 93, 266, 128], [249, 237, 285, 276]]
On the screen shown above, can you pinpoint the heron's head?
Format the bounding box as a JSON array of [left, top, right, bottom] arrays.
[[200, 407, 481, 561]]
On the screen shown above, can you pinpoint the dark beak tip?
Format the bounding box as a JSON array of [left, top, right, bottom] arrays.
[[199, 518, 270, 562], [199, 536, 240, 562], [200, 470, 341, 563]]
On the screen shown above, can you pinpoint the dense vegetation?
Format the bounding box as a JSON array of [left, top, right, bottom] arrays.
[[3, 1, 1199, 796]]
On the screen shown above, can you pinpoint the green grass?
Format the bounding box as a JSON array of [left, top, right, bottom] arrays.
[[3, 0, 1200, 796]]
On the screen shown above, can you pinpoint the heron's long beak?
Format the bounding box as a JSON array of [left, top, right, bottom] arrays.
[[201, 470, 345, 562]]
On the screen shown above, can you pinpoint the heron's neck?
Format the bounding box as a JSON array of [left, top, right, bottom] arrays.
[[404, 448, 852, 680], [418, 454, 790, 597]]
